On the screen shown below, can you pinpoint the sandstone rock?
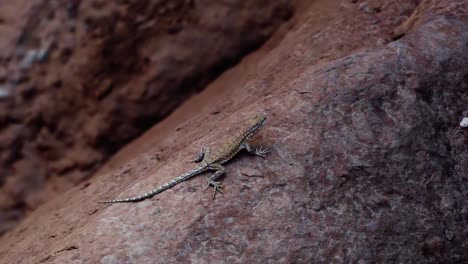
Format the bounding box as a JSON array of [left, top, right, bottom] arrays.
[[0, 0, 466, 263], [0, 0, 292, 235]]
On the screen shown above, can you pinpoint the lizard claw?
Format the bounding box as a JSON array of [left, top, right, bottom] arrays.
[[256, 147, 270, 158], [208, 181, 223, 199]]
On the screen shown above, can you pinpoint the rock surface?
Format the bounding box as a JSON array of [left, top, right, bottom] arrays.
[[0, 0, 467, 263], [0, 0, 292, 235]]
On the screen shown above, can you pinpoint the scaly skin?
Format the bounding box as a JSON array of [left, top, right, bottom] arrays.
[[98, 114, 268, 203]]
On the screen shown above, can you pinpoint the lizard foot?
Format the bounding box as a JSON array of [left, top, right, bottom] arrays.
[[207, 181, 223, 199], [255, 147, 270, 158], [188, 147, 209, 163]]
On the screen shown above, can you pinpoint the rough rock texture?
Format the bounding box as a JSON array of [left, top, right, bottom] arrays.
[[0, 0, 467, 263], [0, 0, 292, 235]]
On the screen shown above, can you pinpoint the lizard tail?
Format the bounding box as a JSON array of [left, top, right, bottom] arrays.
[[97, 166, 207, 204]]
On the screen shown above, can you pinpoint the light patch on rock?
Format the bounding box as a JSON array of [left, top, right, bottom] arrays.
[[460, 117, 468, 128], [101, 255, 118, 264], [0, 85, 10, 98], [19, 46, 50, 69]]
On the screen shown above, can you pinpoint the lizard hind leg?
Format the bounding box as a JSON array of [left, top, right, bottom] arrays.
[[206, 164, 225, 199], [189, 146, 210, 163]]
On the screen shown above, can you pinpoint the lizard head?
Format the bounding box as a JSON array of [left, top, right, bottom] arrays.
[[244, 114, 267, 138]]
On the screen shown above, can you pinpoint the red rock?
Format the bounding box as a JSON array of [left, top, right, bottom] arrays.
[[0, 0, 467, 263], [0, 0, 292, 235]]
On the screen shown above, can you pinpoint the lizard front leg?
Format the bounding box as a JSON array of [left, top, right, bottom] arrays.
[[207, 164, 225, 199], [188, 147, 210, 163], [243, 142, 269, 158]]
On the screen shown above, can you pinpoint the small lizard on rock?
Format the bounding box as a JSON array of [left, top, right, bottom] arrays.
[[98, 114, 269, 203]]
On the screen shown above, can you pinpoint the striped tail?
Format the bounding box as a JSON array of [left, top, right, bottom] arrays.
[[98, 166, 208, 204]]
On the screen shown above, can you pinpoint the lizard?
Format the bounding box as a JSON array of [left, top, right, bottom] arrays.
[[97, 114, 269, 203]]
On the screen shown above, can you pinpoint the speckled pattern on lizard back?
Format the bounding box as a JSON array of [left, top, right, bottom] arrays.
[[98, 114, 269, 203]]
